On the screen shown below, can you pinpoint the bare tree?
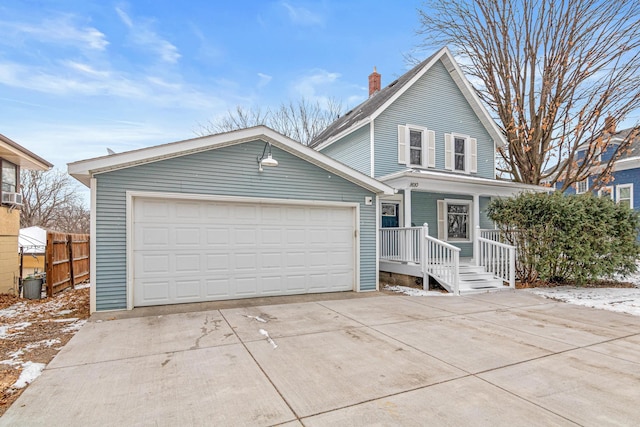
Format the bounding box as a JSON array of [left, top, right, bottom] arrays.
[[20, 169, 89, 233], [418, 0, 640, 190], [197, 97, 345, 146]]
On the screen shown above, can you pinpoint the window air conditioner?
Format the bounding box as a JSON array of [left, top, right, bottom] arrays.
[[1, 192, 23, 205]]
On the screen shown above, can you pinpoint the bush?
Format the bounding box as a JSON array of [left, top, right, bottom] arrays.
[[487, 192, 640, 285]]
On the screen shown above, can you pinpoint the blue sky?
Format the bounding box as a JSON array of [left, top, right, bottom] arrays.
[[0, 0, 425, 171]]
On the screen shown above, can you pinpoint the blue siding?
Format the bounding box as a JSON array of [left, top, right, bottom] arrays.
[[95, 140, 377, 311], [320, 124, 371, 176], [562, 169, 639, 211], [374, 60, 495, 179]]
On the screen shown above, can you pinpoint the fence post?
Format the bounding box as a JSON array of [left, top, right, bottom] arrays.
[[67, 234, 75, 289], [509, 246, 516, 288], [422, 223, 429, 290]]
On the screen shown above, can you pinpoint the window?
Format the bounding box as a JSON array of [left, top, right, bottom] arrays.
[[409, 129, 422, 165], [454, 137, 466, 171], [381, 203, 397, 217], [598, 186, 614, 200], [447, 203, 469, 240], [1, 160, 17, 193], [445, 133, 477, 174], [397, 124, 435, 168], [617, 184, 633, 209], [437, 199, 472, 242], [575, 178, 588, 194]]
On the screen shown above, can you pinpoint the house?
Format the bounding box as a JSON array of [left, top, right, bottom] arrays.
[[68, 126, 393, 313], [19, 226, 47, 276], [1, 134, 53, 295], [310, 47, 549, 292], [560, 124, 640, 210]]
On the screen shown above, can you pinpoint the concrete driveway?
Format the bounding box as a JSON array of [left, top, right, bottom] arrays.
[[2, 291, 640, 426]]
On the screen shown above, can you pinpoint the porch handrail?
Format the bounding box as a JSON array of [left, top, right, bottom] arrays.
[[422, 224, 461, 295], [477, 235, 516, 288], [379, 227, 422, 263]]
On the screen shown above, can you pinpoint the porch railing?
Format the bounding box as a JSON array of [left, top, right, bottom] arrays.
[[422, 225, 461, 295], [379, 227, 422, 263], [476, 229, 516, 288]]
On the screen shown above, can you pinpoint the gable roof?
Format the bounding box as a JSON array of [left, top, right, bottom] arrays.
[[68, 125, 394, 195], [310, 47, 506, 150], [0, 134, 53, 170]]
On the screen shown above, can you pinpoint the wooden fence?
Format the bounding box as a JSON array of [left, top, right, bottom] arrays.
[[45, 232, 90, 297]]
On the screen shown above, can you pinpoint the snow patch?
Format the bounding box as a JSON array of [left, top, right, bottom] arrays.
[[12, 362, 46, 389], [384, 285, 449, 297], [62, 319, 87, 333], [0, 322, 32, 339], [259, 329, 278, 349], [242, 314, 267, 323], [527, 287, 640, 316]]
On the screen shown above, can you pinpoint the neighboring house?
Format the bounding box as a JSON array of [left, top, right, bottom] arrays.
[[0, 134, 52, 295], [559, 125, 640, 211], [19, 226, 47, 276], [69, 126, 393, 313], [310, 47, 548, 291]]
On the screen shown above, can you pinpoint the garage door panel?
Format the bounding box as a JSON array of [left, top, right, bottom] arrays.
[[133, 197, 356, 307], [206, 228, 230, 245], [175, 279, 200, 299], [235, 228, 258, 245], [175, 254, 200, 273], [236, 277, 258, 295], [206, 278, 230, 297]]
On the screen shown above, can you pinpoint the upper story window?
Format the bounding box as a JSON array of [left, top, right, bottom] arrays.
[[617, 184, 633, 209], [598, 186, 614, 200], [2, 160, 17, 193], [398, 124, 435, 169], [575, 178, 588, 194], [445, 133, 477, 174]]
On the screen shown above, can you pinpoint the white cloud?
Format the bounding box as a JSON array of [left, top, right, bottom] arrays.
[[257, 73, 272, 88], [292, 69, 341, 98], [280, 2, 324, 26], [115, 6, 181, 64], [0, 15, 108, 51]]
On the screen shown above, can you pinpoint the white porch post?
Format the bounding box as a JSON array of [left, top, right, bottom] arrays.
[[404, 188, 412, 227], [473, 194, 480, 265]]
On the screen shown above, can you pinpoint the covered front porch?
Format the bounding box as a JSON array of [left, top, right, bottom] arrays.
[[377, 169, 549, 294]]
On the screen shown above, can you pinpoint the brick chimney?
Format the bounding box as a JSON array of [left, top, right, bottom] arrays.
[[368, 66, 381, 97], [605, 116, 617, 134]]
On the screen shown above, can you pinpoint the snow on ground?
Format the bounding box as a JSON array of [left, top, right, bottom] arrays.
[[385, 278, 640, 317], [526, 287, 640, 316], [383, 285, 449, 297], [12, 362, 46, 389]]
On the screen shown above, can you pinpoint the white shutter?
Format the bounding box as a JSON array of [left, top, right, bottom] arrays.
[[427, 130, 436, 168], [469, 138, 477, 173], [437, 200, 446, 240], [444, 133, 453, 170], [398, 125, 407, 165]]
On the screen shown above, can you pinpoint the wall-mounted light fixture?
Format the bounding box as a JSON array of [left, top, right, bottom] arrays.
[[257, 142, 278, 172]]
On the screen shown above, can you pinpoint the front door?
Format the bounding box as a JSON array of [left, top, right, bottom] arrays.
[[381, 202, 400, 228]]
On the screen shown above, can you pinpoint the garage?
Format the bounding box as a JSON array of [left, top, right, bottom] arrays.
[[68, 126, 393, 312], [133, 196, 356, 306]]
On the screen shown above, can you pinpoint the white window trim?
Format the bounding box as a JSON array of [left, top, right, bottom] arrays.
[[598, 186, 614, 200], [444, 133, 477, 174], [616, 184, 633, 209], [576, 178, 589, 194], [437, 199, 473, 243], [398, 124, 435, 168]]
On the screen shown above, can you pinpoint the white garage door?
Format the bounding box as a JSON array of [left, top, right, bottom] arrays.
[[133, 197, 356, 307]]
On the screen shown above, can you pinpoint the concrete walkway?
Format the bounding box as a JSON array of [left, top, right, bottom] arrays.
[[2, 291, 640, 426]]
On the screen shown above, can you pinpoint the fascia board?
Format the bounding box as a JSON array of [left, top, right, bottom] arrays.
[[68, 126, 394, 195]]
